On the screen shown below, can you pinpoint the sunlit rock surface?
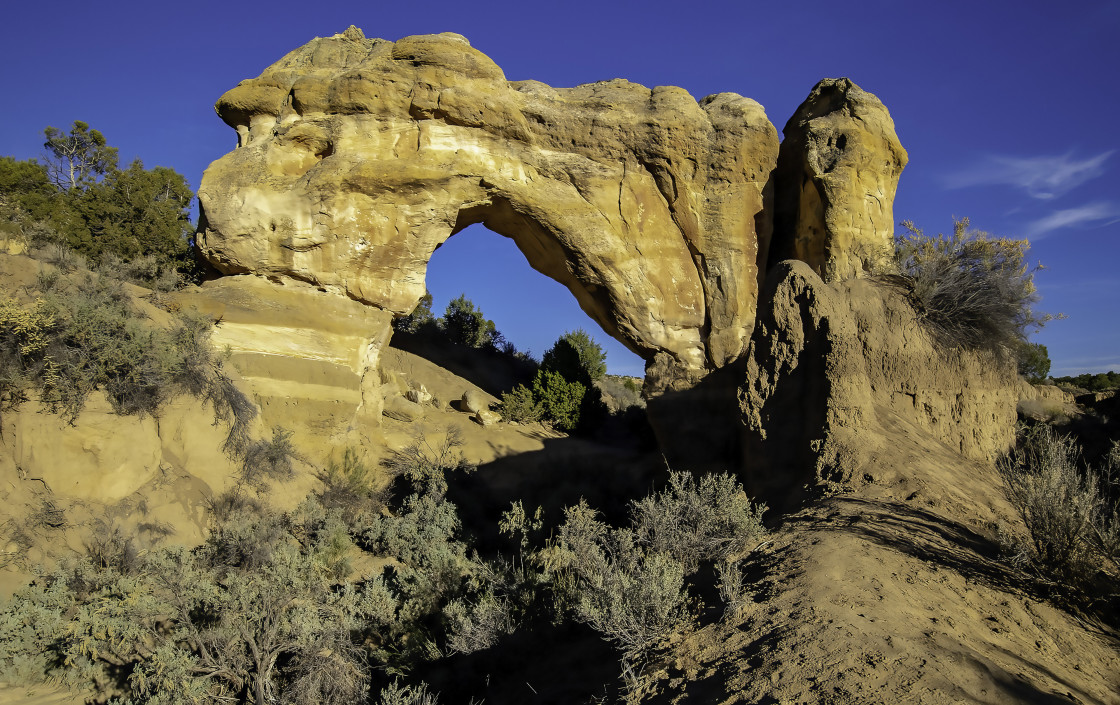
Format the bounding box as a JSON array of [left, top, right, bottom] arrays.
[[771, 78, 908, 282], [197, 28, 907, 401], [197, 27, 779, 387]]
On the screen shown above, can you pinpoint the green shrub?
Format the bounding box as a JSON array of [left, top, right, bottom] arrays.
[[499, 383, 541, 423], [541, 329, 607, 386], [1017, 340, 1052, 384], [0, 157, 59, 224], [0, 296, 54, 410], [532, 369, 586, 432], [318, 447, 383, 523], [1052, 370, 1120, 392], [439, 294, 497, 348], [887, 218, 1056, 353], [393, 291, 435, 335], [500, 336, 615, 431], [3, 123, 197, 280]]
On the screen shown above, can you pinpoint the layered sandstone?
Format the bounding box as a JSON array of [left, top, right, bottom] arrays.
[[198, 27, 779, 385], [174, 275, 393, 428]]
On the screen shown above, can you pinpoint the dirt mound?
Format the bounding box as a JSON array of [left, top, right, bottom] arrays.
[[0, 257, 579, 598], [634, 262, 1119, 704], [2, 249, 1116, 703], [644, 444, 1120, 704], [741, 260, 1018, 508]]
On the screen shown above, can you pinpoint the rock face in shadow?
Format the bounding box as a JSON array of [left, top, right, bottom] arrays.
[[197, 27, 779, 388], [771, 78, 908, 282], [740, 260, 1017, 504]]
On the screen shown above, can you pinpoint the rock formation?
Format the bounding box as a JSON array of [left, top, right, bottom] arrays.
[[740, 260, 1018, 504], [771, 78, 908, 281], [198, 27, 779, 391], [175, 274, 393, 426], [196, 28, 911, 436]]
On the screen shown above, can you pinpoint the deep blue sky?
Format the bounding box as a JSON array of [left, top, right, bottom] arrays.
[[3, 0, 1117, 377]]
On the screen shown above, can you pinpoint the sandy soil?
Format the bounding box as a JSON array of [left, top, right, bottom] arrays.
[[642, 409, 1120, 704]]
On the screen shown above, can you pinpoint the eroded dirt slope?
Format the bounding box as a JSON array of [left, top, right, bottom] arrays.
[[648, 402, 1119, 704]]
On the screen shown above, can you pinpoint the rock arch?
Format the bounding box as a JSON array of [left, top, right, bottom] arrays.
[[197, 27, 907, 406], [197, 28, 779, 390]]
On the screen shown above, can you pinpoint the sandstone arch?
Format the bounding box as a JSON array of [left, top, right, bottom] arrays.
[[198, 27, 909, 419], [197, 28, 780, 389]]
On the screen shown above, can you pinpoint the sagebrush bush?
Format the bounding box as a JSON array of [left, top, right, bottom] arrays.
[[886, 218, 1055, 353], [0, 498, 394, 705], [596, 375, 645, 414], [560, 508, 690, 658], [377, 680, 441, 705], [238, 425, 299, 490], [444, 591, 517, 655], [0, 271, 256, 450], [0, 296, 54, 410], [545, 471, 766, 661], [998, 425, 1119, 592], [631, 471, 767, 572]]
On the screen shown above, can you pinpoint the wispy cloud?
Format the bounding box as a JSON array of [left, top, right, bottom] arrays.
[[1025, 202, 1120, 238], [945, 150, 1113, 199]]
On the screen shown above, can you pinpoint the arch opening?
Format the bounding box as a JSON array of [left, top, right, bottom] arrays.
[[425, 222, 646, 378]]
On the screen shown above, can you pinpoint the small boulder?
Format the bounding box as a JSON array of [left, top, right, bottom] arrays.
[[383, 395, 425, 422], [406, 385, 432, 406], [474, 409, 501, 427], [461, 389, 486, 414]]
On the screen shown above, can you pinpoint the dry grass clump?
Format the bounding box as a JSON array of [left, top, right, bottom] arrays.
[[382, 427, 475, 499], [376, 680, 442, 705]]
